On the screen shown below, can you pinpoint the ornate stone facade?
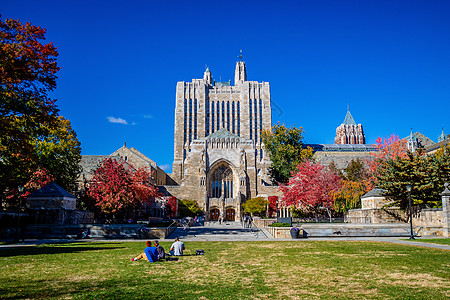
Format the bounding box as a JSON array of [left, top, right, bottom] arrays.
[[335, 109, 365, 144], [165, 60, 277, 221]]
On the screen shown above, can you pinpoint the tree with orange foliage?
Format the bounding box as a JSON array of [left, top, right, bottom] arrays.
[[331, 180, 368, 213]]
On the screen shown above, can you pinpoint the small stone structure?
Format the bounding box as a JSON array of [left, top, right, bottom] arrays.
[[26, 182, 93, 225]]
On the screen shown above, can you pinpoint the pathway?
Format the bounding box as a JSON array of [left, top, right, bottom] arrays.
[[167, 221, 270, 241]]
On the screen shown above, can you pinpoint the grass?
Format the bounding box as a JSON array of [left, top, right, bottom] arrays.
[[0, 241, 449, 299], [412, 238, 450, 245]]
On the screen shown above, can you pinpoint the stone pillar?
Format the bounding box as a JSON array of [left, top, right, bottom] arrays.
[[441, 183, 450, 237]]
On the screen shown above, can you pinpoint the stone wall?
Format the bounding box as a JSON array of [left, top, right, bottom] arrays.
[[314, 151, 374, 170], [345, 208, 407, 224]]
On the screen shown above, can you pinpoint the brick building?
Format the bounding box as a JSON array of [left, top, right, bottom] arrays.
[[335, 108, 365, 144]]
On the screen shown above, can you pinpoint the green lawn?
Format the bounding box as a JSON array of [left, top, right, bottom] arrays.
[[414, 238, 450, 245], [0, 241, 448, 299]]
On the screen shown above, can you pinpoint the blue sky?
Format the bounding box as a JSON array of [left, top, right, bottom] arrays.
[[3, 0, 450, 172]]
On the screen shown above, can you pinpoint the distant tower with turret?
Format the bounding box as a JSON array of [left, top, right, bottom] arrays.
[[335, 108, 365, 144]]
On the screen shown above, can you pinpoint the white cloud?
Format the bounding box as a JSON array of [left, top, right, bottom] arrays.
[[107, 117, 128, 125], [159, 164, 171, 171], [143, 114, 153, 119]]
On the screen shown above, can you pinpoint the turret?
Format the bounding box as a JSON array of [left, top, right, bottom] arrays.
[[234, 61, 247, 85], [203, 67, 212, 85]]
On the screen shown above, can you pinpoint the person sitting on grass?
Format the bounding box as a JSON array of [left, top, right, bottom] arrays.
[[170, 237, 185, 256], [154, 240, 165, 260], [131, 241, 159, 262]]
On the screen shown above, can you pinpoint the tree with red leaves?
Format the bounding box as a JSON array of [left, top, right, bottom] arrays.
[[280, 161, 341, 219], [268, 196, 278, 218], [88, 158, 159, 221], [166, 196, 178, 218]]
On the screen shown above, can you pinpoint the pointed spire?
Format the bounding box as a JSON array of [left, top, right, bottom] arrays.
[[343, 108, 356, 125], [438, 126, 446, 143]]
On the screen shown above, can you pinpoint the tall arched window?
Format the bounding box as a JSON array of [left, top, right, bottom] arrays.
[[259, 99, 262, 135], [232, 101, 235, 134], [254, 99, 257, 142], [249, 99, 252, 140], [237, 102, 240, 136], [206, 100, 210, 136], [189, 99, 192, 143], [211, 101, 215, 133], [222, 102, 225, 129], [184, 99, 187, 143], [216, 102, 220, 131], [227, 101, 230, 131], [210, 165, 233, 198], [194, 99, 197, 139]]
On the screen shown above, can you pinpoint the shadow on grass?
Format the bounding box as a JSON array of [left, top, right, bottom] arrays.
[[0, 243, 125, 258], [1, 276, 265, 300]]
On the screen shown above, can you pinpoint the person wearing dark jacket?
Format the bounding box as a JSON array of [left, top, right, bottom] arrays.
[[154, 240, 165, 260]]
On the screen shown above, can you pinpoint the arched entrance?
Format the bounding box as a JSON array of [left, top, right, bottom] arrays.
[[225, 208, 235, 221], [209, 164, 234, 198], [210, 208, 220, 221]]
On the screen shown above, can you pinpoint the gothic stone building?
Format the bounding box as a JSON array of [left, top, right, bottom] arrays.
[[164, 61, 278, 221]]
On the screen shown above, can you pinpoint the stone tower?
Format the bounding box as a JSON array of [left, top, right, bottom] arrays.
[[167, 58, 277, 221], [335, 108, 365, 144]]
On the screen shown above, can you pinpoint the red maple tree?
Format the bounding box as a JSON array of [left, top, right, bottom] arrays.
[[268, 196, 278, 218], [279, 161, 341, 214], [88, 158, 159, 217], [166, 196, 178, 218]]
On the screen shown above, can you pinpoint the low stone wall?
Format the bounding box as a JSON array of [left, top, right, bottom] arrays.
[[413, 208, 443, 226], [266, 227, 305, 239], [265, 223, 412, 238], [24, 224, 176, 239], [345, 208, 407, 224], [301, 223, 411, 237]]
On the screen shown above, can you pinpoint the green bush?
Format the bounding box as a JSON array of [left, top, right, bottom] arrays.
[[269, 222, 291, 227], [178, 199, 202, 217]]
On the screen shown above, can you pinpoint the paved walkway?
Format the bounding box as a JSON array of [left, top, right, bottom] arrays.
[[167, 221, 269, 241], [1, 222, 449, 250]]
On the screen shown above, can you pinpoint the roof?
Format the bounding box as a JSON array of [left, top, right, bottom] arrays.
[[361, 188, 387, 199], [80, 155, 120, 175], [28, 182, 75, 199], [304, 144, 378, 152], [207, 128, 241, 139], [343, 110, 357, 125]]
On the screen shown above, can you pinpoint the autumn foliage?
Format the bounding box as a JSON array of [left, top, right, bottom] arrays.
[[268, 196, 278, 217], [166, 196, 178, 218], [367, 134, 408, 188], [1, 15, 81, 204], [331, 180, 368, 213], [88, 158, 160, 217], [280, 161, 341, 212]]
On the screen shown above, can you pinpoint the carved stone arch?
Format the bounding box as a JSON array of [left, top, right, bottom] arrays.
[[207, 159, 237, 199]]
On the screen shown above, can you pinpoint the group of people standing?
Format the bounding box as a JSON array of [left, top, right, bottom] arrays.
[[131, 237, 185, 262], [242, 215, 253, 228]]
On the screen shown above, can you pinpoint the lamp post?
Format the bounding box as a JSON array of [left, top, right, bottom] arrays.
[[14, 186, 24, 243], [406, 184, 415, 239]]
